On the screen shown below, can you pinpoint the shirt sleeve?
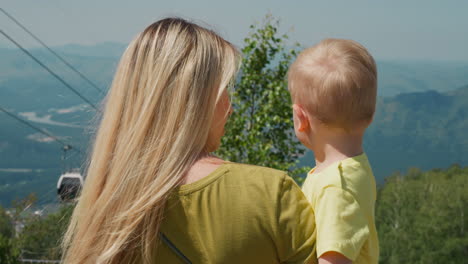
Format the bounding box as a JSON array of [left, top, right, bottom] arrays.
[[276, 174, 318, 264], [315, 186, 369, 261]]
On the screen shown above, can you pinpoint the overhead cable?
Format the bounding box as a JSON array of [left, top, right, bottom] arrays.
[[0, 29, 99, 111], [0, 105, 82, 154], [0, 7, 105, 95]]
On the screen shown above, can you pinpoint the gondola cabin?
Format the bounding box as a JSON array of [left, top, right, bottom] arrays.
[[57, 172, 83, 201]]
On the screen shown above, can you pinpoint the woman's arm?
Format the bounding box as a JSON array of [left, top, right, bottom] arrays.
[[275, 173, 317, 263]]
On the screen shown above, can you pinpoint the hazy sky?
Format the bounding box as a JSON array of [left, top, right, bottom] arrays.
[[1, 0, 467, 61]]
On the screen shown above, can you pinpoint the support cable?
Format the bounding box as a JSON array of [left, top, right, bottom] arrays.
[[0, 29, 98, 111], [0, 7, 105, 95], [0, 105, 82, 154]]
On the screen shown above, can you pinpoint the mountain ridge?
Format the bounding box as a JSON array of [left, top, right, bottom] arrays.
[[0, 43, 467, 205]]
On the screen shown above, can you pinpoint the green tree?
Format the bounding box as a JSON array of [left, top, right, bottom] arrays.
[[11, 193, 37, 222], [0, 235, 20, 264], [17, 205, 73, 260], [0, 206, 13, 239], [376, 165, 468, 264], [0, 206, 19, 264], [217, 14, 309, 182]]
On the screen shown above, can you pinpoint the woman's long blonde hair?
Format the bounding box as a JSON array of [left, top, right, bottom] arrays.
[[62, 18, 240, 264]]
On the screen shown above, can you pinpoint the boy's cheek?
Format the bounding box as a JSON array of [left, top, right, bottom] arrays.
[[296, 133, 309, 147]]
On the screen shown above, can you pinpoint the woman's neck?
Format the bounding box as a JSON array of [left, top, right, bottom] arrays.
[[182, 154, 225, 185]]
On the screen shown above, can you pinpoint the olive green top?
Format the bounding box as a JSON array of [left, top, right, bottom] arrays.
[[157, 163, 317, 264]]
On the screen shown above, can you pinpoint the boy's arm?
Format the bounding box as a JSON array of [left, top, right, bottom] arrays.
[[319, 251, 352, 264], [315, 187, 369, 262]]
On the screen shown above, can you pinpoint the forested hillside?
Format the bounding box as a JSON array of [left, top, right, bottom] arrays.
[[376, 165, 468, 264]]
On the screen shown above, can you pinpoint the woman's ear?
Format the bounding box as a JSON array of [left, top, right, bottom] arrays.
[[292, 104, 310, 132]]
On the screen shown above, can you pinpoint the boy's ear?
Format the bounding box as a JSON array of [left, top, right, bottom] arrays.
[[292, 104, 309, 132]]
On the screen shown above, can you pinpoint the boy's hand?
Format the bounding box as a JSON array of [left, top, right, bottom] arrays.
[[318, 251, 352, 264]]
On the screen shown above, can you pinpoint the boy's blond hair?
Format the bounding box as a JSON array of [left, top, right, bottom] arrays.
[[288, 38, 377, 130]]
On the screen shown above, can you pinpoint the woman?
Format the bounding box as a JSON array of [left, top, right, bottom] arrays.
[[62, 18, 317, 264]]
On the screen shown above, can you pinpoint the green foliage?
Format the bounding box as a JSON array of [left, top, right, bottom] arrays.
[[0, 207, 19, 263], [217, 14, 309, 182], [0, 206, 13, 239], [376, 165, 468, 264], [17, 205, 73, 260], [0, 195, 74, 262], [11, 193, 37, 221], [0, 235, 20, 264]]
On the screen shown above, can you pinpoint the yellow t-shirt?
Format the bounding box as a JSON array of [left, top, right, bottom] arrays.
[[157, 163, 318, 264], [301, 153, 379, 264]]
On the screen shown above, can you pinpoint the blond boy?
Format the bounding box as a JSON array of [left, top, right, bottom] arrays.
[[288, 39, 379, 264]]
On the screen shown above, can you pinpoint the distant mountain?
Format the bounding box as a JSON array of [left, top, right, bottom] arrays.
[[0, 47, 119, 90], [299, 85, 468, 183], [377, 61, 468, 96], [0, 43, 467, 205], [2, 43, 468, 96]]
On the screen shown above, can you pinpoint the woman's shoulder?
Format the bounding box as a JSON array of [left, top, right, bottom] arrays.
[[222, 162, 299, 196], [225, 162, 286, 177], [222, 163, 317, 263]]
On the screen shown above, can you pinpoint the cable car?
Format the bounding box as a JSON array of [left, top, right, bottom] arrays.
[[57, 171, 83, 202], [56, 145, 84, 202]]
